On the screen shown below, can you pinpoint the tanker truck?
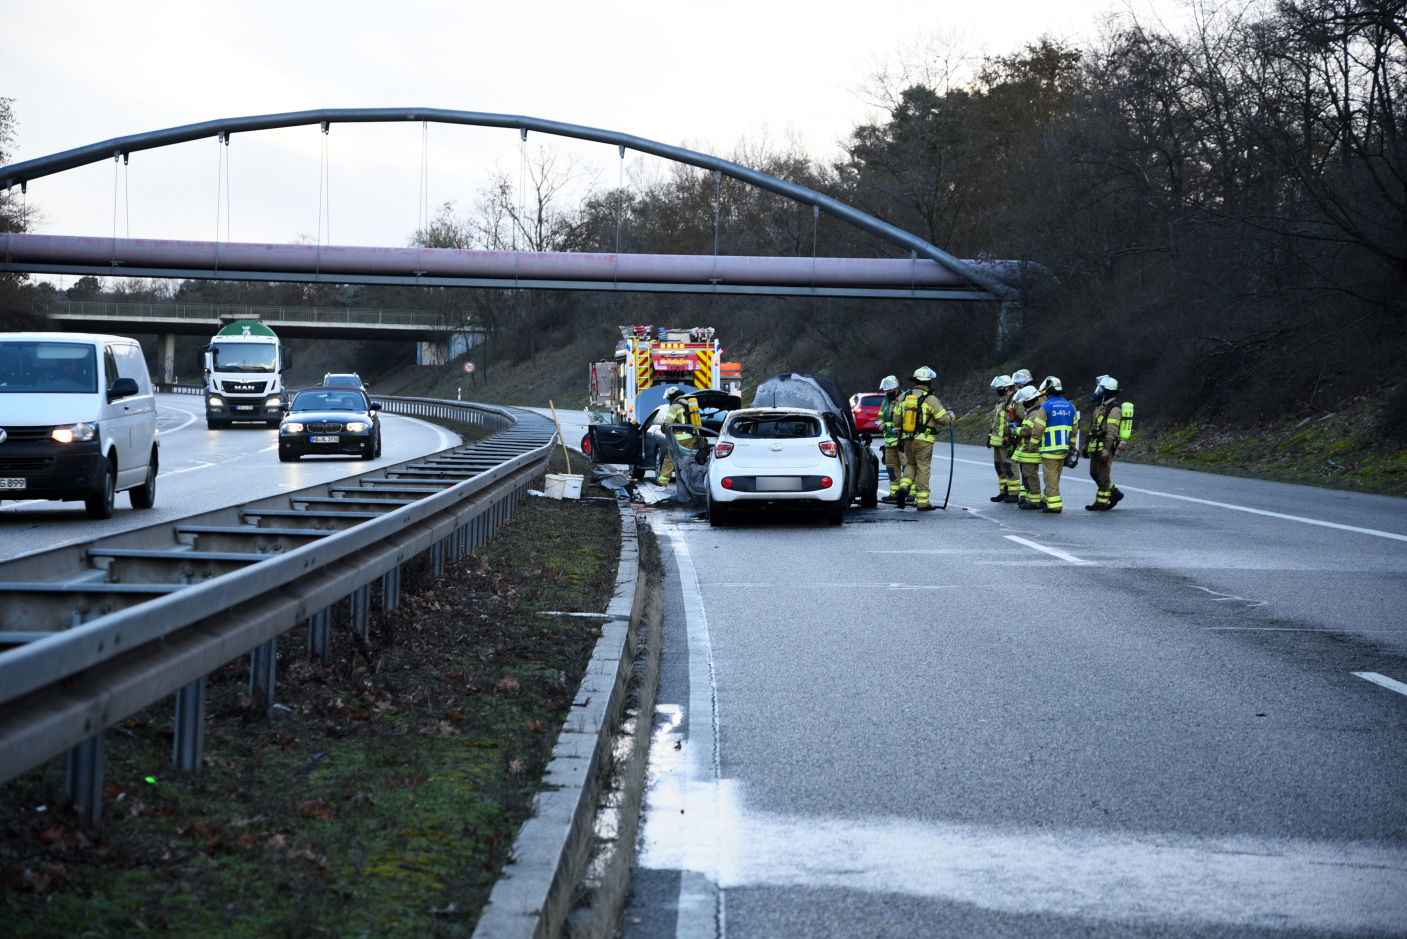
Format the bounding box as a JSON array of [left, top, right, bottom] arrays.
[[198, 320, 293, 429]]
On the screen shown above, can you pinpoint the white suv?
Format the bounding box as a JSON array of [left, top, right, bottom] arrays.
[[0, 333, 159, 519], [706, 408, 847, 526]]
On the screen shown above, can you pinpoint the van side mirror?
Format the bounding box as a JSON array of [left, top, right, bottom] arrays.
[[109, 377, 140, 401]]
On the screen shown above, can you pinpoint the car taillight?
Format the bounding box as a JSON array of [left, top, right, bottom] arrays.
[[821, 476, 833, 488], [714, 441, 733, 457], [819, 440, 838, 457], [721, 477, 735, 489]]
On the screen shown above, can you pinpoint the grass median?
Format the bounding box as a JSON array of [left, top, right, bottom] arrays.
[[0, 450, 619, 937]]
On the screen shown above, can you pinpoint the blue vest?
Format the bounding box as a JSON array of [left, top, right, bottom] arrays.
[[1039, 395, 1075, 456]]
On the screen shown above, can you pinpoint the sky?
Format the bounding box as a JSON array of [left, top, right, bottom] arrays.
[[2, 0, 1188, 253]]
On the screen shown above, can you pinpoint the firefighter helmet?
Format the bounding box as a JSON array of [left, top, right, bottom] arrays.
[[1012, 369, 1032, 386], [880, 375, 900, 391], [912, 366, 937, 383], [1039, 375, 1063, 394], [665, 387, 686, 401], [990, 374, 1014, 389], [1091, 375, 1118, 405], [1013, 385, 1040, 405]]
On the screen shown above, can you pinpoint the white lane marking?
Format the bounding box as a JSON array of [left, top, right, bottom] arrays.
[[645, 518, 724, 939], [384, 412, 459, 452], [1190, 585, 1267, 608], [639, 786, 1407, 933], [1004, 535, 1093, 565], [934, 452, 1407, 543], [157, 461, 215, 479], [1353, 672, 1407, 697], [156, 403, 198, 436]]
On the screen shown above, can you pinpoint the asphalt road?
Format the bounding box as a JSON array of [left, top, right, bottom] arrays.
[[624, 443, 1407, 938], [0, 393, 459, 562]]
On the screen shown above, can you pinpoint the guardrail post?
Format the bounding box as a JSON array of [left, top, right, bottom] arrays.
[[349, 584, 371, 638], [173, 677, 206, 775], [381, 566, 400, 610], [431, 539, 445, 576], [65, 734, 104, 831], [307, 607, 331, 663], [250, 639, 276, 715]]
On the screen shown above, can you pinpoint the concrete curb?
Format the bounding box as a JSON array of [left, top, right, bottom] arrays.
[[472, 501, 642, 939]]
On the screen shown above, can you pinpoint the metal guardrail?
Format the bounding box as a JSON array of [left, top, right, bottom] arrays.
[[50, 300, 477, 331], [0, 397, 556, 828]]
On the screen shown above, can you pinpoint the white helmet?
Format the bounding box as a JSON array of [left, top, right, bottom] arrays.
[[1013, 385, 1040, 405], [1095, 375, 1118, 393], [1011, 369, 1032, 386], [912, 366, 937, 383], [990, 374, 1014, 389], [1038, 375, 1063, 394], [880, 375, 900, 391]]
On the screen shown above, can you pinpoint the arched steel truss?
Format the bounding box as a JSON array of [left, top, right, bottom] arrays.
[[0, 108, 1016, 301]]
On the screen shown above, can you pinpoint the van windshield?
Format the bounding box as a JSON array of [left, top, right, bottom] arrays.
[[0, 341, 99, 394], [212, 342, 277, 372], [727, 415, 821, 439]]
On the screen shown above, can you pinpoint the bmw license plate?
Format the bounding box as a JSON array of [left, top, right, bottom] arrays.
[[0, 478, 26, 490], [310, 435, 339, 444], [756, 476, 802, 491]]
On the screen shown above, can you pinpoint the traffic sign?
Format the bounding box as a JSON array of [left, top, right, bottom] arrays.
[[464, 361, 475, 374]]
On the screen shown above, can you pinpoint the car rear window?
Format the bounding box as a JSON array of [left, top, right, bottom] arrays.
[[0, 341, 99, 394], [859, 395, 884, 407], [727, 415, 821, 439]]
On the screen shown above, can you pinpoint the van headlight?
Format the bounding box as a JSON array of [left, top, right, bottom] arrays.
[[281, 422, 305, 434], [344, 421, 370, 433], [52, 422, 98, 443]]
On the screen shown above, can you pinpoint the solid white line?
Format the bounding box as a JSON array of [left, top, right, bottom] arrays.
[[156, 403, 198, 436], [1353, 672, 1407, 698], [933, 452, 1407, 543], [660, 520, 725, 939], [1004, 535, 1094, 565], [384, 412, 459, 452]]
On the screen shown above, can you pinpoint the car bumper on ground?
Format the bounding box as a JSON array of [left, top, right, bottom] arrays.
[[0, 441, 106, 501]]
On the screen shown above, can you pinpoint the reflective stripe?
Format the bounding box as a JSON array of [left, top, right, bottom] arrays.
[[1040, 424, 1073, 455]]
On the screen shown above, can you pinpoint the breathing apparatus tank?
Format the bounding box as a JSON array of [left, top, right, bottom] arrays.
[[1119, 402, 1135, 441]]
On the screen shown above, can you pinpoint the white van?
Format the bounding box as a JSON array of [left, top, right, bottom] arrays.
[[0, 333, 159, 519]]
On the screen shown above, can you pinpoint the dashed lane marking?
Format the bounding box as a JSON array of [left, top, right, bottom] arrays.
[[1004, 535, 1093, 566], [1353, 672, 1407, 698], [933, 453, 1407, 543]]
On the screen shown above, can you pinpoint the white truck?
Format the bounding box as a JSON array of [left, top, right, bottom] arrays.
[[198, 320, 294, 429]]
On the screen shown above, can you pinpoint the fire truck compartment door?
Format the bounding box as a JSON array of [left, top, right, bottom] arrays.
[[588, 424, 641, 464]]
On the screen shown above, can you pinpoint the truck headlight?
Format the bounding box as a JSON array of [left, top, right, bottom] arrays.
[[208, 396, 225, 407], [344, 421, 369, 433], [281, 422, 305, 434], [52, 422, 98, 443], [265, 397, 281, 408]]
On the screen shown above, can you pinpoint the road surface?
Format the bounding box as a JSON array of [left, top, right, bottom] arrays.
[[0, 393, 459, 562], [625, 443, 1407, 938]]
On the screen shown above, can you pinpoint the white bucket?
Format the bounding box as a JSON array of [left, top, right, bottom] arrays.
[[543, 473, 584, 500]]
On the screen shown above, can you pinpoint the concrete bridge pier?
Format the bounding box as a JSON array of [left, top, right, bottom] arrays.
[[160, 333, 176, 387]]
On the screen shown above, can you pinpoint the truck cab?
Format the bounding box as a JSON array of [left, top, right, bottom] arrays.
[[200, 320, 293, 429]]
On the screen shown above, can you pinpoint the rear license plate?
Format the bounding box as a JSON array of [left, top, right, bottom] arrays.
[[755, 476, 802, 491], [0, 478, 26, 490], [310, 435, 339, 444]]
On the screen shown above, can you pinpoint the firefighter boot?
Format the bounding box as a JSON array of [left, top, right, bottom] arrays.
[[893, 484, 909, 509], [1109, 487, 1125, 508]]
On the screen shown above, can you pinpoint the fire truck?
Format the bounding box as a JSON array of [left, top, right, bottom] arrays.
[[589, 326, 740, 423]]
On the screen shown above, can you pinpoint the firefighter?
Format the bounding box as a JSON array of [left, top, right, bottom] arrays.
[[1011, 385, 1044, 507], [1031, 376, 1076, 513], [893, 366, 953, 511], [1011, 368, 1032, 392], [655, 387, 693, 486], [877, 375, 906, 504], [986, 375, 1020, 502], [1084, 375, 1130, 511]]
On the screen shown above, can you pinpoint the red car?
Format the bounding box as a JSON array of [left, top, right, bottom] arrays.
[[849, 392, 885, 432]]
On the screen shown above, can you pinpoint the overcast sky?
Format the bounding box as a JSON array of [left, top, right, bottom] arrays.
[[3, 0, 1186, 252]]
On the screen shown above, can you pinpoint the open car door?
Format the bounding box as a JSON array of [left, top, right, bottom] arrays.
[[587, 424, 641, 465]]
